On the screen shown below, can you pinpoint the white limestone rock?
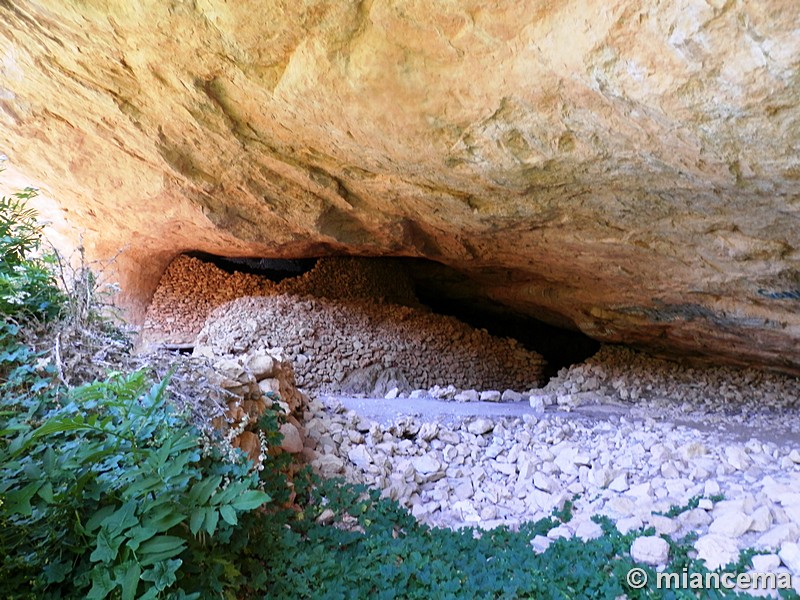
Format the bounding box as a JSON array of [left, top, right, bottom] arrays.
[[709, 513, 753, 538], [757, 524, 800, 550], [412, 454, 442, 475], [528, 395, 546, 413], [467, 418, 495, 435], [501, 389, 523, 402], [480, 390, 502, 402], [454, 390, 479, 402], [779, 542, 800, 575], [631, 536, 670, 566], [695, 534, 740, 570], [751, 554, 781, 572], [574, 519, 604, 541]]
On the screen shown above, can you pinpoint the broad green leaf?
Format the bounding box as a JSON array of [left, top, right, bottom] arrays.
[[122, 474, 163, 497], [204, 507, 220, 536], [86, 505, 116, 533], [120, 562, 141, 600], [210, 484, 239, 506], [4, 480, 42, 515], [22, 459, 42, 479], [86, 568, 115, 600], [154, 440, 172, 467], [42, 559, 71, 584], [137, 535, 185, 565], [141, 506, 186, 533], [188, 475, 221, 505], [126, 525, 158, 551], [231, 489, 271, 512], [90, 528, 125, 564], [42, 446, 56, 474], [32, 415, 88, 438], [219, 505, 237, 526], [36, 481, 53, 503], [140, 558, 181, 591], [102, 499, 139, 535], [138, 588, 159, 600], [168, 433, 200, 454], [189, 509, 205, 535]]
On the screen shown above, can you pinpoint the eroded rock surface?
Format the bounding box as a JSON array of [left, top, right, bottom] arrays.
[[2, 1, 800, 372]]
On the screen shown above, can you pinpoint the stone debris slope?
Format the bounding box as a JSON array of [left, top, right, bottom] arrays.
[[195, 293, 546, 394], [143, 255, 419, 344], [532, 345, 800, 437], [302, 345, 800, 584]]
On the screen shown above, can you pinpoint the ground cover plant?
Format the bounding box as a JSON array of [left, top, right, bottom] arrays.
[[1, 187, 795, 599]]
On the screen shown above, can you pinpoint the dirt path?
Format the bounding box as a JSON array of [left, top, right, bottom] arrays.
[[321, 394, 799, 447]]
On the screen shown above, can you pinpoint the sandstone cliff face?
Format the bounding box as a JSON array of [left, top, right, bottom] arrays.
[[1, 1, 799, 372]]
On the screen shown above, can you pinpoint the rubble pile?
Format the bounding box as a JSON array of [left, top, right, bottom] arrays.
[[195, 294, 546, 394], [299, 345, 800, 584], [206, 348, 308, 464], [143, 255, 419, 344], [530, 345, 800, 433], [144, 255, 275, 342]]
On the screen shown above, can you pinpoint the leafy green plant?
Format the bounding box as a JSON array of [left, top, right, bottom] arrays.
[[0, 370, 271, 599], [0, 187, 64, 321]]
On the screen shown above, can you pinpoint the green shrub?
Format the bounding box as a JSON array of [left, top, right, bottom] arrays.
[[0, 187, 64, 321], [0, 188, 276, 599], [0, 370, 270, 599]]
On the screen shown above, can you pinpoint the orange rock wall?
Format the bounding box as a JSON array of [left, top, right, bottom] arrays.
[[1, 1, 799, 372]]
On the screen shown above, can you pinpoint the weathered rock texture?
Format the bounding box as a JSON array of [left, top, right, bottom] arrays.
[[208, 348, 308, 463], [2, 1, 800, 372]]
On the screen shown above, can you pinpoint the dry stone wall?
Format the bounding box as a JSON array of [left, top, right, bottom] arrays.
[[207, 348, 308, 464], [143, 254, 418, 343], [144, 255, 275, 342], [195, 294, 546, 394], [147, 254, 546, 394]]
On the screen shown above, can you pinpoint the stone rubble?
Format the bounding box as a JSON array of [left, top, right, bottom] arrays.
[[146, 253, 800, 586], [145, 254, 546, 394], [205, 348, 308, 463], [194, 293, 545, 394], [529, 345, 800, 439], [143, 255, 422, 344], [298, 345, 800, 585]]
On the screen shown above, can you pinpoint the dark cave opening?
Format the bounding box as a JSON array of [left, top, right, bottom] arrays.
[[185, 251, 317, 281], [412, 290, 600, 380], [179, 252, 600, 377], [400, 260, 600, 379]]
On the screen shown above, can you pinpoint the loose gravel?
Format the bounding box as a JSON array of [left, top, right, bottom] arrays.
[[301, 345, 800, 582]]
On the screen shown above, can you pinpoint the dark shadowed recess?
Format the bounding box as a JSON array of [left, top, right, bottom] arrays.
[[402, 259, 600, 379], [185, 251, 317, 281], [185, 252, 599, 378]]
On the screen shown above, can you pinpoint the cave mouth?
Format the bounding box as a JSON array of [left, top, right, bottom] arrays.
[[412, 290, 600, 380], [165, 252, 599, 377]]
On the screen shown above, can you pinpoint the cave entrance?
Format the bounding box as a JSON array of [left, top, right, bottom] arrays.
[[144, 252, 599, 383]]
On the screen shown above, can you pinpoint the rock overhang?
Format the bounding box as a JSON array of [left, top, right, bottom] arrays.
[[1, 0, 799, 373]]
